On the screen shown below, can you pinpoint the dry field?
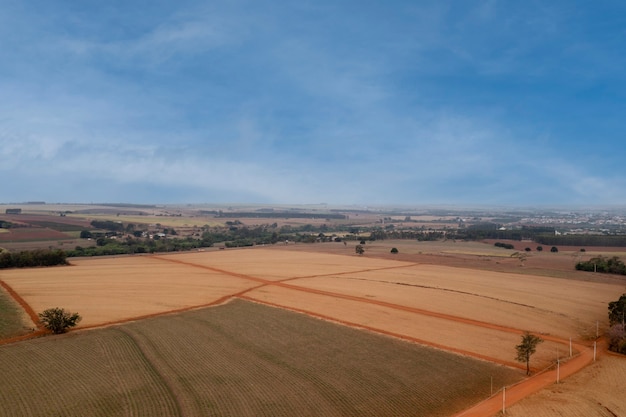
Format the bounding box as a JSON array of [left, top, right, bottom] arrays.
[[504, 352, 626, 417], [2, 247, 623, 365], [1, 242, 626, 416]]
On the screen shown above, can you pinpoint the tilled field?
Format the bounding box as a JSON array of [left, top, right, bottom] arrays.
[[0, 300, 522, 417]]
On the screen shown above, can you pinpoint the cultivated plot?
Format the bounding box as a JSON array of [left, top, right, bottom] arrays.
[[0, 300, 523, 417]]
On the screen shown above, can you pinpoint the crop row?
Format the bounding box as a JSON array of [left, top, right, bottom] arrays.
[[0, 300, 523, 416]]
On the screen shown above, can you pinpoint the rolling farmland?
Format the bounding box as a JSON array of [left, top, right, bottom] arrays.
[[0, 300, 522, 417], [1, 243, 625, 416]]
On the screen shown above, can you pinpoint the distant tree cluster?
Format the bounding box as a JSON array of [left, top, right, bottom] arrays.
[[576, 256, 626, 275], [68, 236, 214, 257], [0, 249, 68, 269], [494, 242, 515, 250], [535, 234, 626, 247], [90, 220, 125, 232], [215, 211, 347, 220]]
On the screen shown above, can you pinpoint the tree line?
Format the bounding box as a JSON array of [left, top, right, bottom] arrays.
[[0, 249, 68, 269], [575, 256, 626, 275]]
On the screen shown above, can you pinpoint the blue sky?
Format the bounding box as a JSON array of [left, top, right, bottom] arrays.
[[2, 1, 625, 206]]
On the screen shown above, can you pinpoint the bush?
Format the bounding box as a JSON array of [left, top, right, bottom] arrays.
[[536, 246, 543, 252], [38, 307, 81, 334], [550, 246, 558, 253], [608, 324, 626, 354], [494, 242, 515, 250], [390, 247, 399, 254]]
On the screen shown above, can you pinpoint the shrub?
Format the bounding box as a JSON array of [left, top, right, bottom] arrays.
[[608, 324, 626, 354], [38, 308, 81, 334], [390, 247, 399, 254], [494, 242, 515, 250]]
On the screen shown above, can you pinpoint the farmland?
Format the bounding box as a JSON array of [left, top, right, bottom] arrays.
[[0, 300, 523, 417], [1, 231, 626, 415], [0, 285, 31, 339]]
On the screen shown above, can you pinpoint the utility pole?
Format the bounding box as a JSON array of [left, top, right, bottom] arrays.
[[502, 387, 506, 415]]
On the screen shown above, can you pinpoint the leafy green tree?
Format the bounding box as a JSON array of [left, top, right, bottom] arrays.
[[355, 245, 365, 255], [550, 246, 558, 253], [536, 246, 543, 252], [38, 307, 81, 334], [515, 332, 543, 375], [390, 247, 399, 254]]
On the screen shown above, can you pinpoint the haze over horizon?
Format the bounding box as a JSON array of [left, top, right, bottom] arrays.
[[2, 1, 625, 206]]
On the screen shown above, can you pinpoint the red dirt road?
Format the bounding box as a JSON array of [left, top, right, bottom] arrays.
[[454, 341, 597, 416]]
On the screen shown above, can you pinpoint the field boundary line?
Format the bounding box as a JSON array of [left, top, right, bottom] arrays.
[[149, 254, 580, 348], [280, 262, 422, 282], [0, 279, 40, 328], [238, 295, 527, 371], [0, 278, 48, 345], [77, 285, 266, 332]]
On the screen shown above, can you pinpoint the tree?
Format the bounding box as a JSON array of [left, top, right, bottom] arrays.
[[39, 308, 82, 334], [608, 324, 626, 354], [550, 246, 558, 253], [355, 245, 365, 255], [390, 247, 399, 254], [536, 246, 543, 252], [609, 294, 626, 326], [515, 332, 543, 375]]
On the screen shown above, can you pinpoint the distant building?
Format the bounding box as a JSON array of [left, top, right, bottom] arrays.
[[5, 208, 21, 214]]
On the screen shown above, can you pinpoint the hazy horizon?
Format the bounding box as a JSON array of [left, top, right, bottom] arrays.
[[2, 1, 625, 206]]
